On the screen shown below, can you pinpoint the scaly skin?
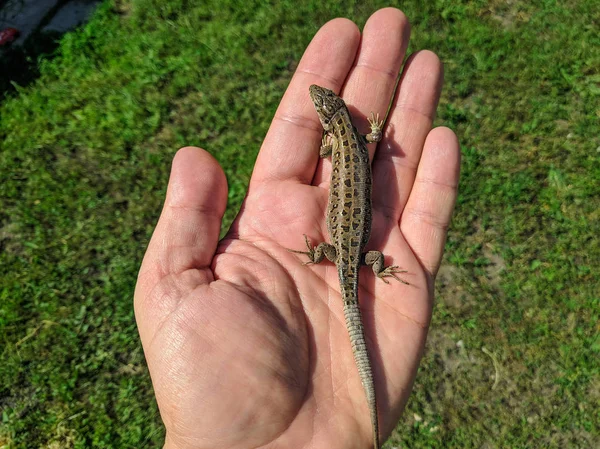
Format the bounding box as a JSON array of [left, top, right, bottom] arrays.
[[291, 85, 408, 449]]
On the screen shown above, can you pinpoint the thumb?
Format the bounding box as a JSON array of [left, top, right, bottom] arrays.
[[135, 146, 227, 322]]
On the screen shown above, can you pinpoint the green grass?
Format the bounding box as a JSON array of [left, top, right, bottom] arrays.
[[1, 0, 598, 447]]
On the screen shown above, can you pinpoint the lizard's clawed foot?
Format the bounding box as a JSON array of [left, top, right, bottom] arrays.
[[365, 112, 384, 143], [287, 234, 317, 265], [368, 112, 383, 131], [377, 265, 409, 285], [319, 133, 333, 157]]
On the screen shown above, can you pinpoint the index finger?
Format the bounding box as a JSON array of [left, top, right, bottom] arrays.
[[250, 18, 360, 186]]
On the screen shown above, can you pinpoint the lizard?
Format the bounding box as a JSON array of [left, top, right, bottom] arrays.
[[290, 84, 408, 449]]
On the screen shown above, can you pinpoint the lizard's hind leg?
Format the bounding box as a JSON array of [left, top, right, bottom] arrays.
[[363, 250, 409, 285], [288, 234, 337, 265]]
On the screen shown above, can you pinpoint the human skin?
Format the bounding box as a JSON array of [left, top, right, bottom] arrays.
[[134, 7, 460, 449]]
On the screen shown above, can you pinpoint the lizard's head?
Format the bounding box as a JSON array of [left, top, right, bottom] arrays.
[[309, 84, 344, 128]]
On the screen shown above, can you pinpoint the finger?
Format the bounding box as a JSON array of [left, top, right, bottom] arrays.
[[372, 50, 444, 219], [340, 8, 411, 154], [251, 18, 360, 185], [311, 8, 410, 187], [400, 127, 460, 277], [310, 8, 410, 187], [136, 147, 228, 297]]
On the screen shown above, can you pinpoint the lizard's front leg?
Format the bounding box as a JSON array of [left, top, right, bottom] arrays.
[[319, 132, 338, 158], [363, 112, 384, 144], [363, 250, 409, 285], [289, 234, 337, 265]]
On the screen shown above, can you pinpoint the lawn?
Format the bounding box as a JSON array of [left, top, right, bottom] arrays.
[[1, 0, 598, 447]]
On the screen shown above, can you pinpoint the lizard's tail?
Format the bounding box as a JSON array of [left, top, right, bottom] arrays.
[[341, 281, 380, 449]]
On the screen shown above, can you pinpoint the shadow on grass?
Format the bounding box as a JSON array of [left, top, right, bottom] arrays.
[[0, 29, 62, 101], [0, 0, 81, 102]]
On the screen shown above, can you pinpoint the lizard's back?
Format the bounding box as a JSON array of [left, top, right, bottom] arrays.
[[327, 102, 379, 449], [303, 84, 407, 449]]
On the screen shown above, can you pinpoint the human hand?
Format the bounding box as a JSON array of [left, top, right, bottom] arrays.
[[134, 8, 460, 449]]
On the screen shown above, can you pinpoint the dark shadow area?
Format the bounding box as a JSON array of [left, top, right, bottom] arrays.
[[0, 0, 75, 102], [0, 29, 62, 100]]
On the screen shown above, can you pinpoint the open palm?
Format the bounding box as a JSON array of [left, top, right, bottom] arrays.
[[135, 8, 460, 449]]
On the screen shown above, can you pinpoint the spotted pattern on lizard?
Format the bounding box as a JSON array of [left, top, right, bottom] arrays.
[[290, 85, 409, 449]]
